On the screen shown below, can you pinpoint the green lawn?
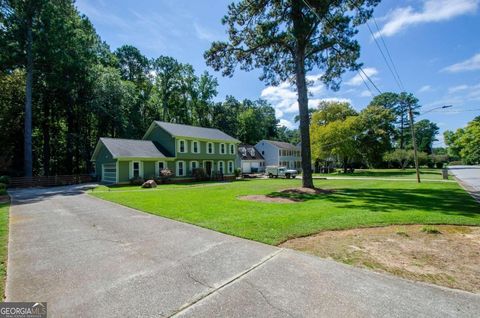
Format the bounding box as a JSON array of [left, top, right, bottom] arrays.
[[314, 168, 450, 180], [0, 202, 9, 298], [90, 178, 479, 245]]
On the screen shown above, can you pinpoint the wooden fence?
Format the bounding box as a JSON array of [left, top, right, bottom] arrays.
[[9, 174, 94, 188]]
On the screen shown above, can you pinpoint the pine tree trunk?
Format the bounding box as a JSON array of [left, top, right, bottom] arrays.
[[42, 100, 50, 176], [24, 19, 33, 177], [292, 1, 314, 189]]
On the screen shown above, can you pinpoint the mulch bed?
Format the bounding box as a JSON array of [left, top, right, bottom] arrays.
[[238, 187, 333, 203]]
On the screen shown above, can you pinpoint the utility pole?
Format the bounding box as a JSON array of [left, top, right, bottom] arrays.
[[407, 103, 420, 183]]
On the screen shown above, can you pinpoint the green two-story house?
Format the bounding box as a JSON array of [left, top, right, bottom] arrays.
[[91, 121, 240, 183]]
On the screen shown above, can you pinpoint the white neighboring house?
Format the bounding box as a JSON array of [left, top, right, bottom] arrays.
[[255, 140, 302, 170], [236, 144, 265, 173]]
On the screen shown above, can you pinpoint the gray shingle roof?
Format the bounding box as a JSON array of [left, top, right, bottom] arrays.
[[101, 138, 168, 158], [154, 121, 240, 143], [265, 140, 300, 150], [238, 144, 265, 160]]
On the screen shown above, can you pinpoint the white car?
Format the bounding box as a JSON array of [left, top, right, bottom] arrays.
[[266, 166, 297, 179]]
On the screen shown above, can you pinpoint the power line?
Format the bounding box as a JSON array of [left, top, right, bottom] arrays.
[[301, 0, 382, 96], [372, 16, 405, 91], [366, 21, 403, 92]]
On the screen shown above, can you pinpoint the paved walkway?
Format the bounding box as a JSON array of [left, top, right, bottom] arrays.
[[449, 165, 480, 202], [6, 185, 480, 317]]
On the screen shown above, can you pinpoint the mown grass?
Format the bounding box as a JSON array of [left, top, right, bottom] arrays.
[[314, 168, 449, 180], [90, 178, 479, 245], [0, 202, 9, 298]]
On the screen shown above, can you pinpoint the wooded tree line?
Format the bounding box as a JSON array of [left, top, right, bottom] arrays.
[[444, 117, 480, 165], [0, 0, 284, 177], [309, 93, 443, 171]]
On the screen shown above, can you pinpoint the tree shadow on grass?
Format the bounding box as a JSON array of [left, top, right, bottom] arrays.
[[334, 170, 441, 178], [267, 188, 480, 217]]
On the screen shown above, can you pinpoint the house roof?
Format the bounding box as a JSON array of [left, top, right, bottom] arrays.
[[264, 140, 300, 150], [238, 144, 264, 161], [152, 121, 240, 143], [97, 138, 169, 159]]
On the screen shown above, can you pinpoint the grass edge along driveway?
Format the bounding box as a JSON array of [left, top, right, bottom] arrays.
[[0, 201, 9, 299], [90, 179, 480, 245]]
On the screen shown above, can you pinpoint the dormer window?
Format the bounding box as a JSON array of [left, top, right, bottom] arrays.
[[240, 147, 247, 157], [178, 139, 187, 153]]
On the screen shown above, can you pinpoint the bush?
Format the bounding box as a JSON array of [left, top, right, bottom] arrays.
[[129, 177, 144, 185], [158, 168, 173, 184], [0, 183, 6, 195], [234, 168, 242, 178], [0, 176, 9, 185], [448, 160, 463, 166], [191, 168, 208, 181]]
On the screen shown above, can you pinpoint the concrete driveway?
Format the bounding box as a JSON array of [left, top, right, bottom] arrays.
[[6, 185, 480, 317]]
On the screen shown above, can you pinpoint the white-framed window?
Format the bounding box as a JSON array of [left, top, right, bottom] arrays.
[[190, 160, 198, 172], [230, 144, 235, 154], [207, 142, 214, 154], [129, 161, 143, 179], [218, 161, 225, 174], [220, 143, 226, 154], [227, 161, 234, 174], [155, 161, 166, 176], [178, 139, 187, 153], [191, 140, 200, 154], [176, 161, 186, 176]]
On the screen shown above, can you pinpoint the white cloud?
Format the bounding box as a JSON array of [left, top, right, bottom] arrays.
[[442, 53, 480, 73], [345, 67, 378, 86], [374, 0, 479, 38], [260, 76, 325, 118], [278, 119, 295, 129], [193, 22, 217, 41], [418, 85, 432, 93], [448, 84, 469, 94], [360, 90, 373, 97]]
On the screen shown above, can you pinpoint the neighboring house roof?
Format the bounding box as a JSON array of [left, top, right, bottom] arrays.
[[93, 138, 169, 160], [149, 121, 240, 143], [238, 144, 265, 161], [263, 140, 300, 150]]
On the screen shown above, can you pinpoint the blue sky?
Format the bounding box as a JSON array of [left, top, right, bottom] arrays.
[[76, 0, 480, 146]]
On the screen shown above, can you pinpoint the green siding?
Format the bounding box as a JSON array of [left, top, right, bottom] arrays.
[[143, 161, 156, 179], [118, 161, 130, 182], [93, 143, 116, 180], [144, 126, 175, 156], [175, 139, 237, 161]]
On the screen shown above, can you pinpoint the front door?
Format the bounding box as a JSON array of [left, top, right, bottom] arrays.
[[205, 161, 212, 176]]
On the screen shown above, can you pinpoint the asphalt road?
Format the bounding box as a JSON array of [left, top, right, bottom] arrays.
[[6, 185, 480, 317], [449, 165, 480, 201]]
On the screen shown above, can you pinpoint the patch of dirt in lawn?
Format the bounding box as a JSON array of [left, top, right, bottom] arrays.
[[239, 187, 333, 203], [238, 195, 296, 203], [280, 225, 480, 293]]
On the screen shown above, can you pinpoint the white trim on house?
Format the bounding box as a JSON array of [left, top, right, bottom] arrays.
[[178, 139, 188, 153], [191, 140, 200, 154], [176, 160, 186, 177], [190, 160, 199, 172], [155, 160, 167, 176], [129, 161, 144, 179], [102, 162, 117, 183], [207, 142, 214, 154]]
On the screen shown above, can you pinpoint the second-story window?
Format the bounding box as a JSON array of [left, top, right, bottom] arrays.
[[207, 142, 214, 154], [220, 143, 226, 154], [230, 144, 235, 154], [178, 140, 187, 153], [192, 141, 199, 153]]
